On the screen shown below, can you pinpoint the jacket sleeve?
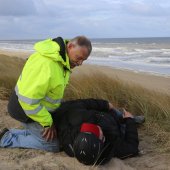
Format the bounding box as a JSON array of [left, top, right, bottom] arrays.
[[77, 98, 110, 112], [16, 58, 53, 127], [113, 118, 139, 159]]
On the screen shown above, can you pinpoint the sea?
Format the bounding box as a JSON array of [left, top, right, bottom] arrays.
[[0, 37, 170, 77]]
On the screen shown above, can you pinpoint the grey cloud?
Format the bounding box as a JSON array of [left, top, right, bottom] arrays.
[[34, 0, 121, 19], [122, 1, 170, 16], [0, 0, 37, 16], [1, 0, 170, 39]]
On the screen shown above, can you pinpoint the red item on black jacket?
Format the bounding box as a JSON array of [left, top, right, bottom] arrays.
[[52, 98, 139, 165]]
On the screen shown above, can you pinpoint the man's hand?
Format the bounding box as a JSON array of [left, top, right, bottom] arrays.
[[122, 108, 134, 118], [42, 124, 57, 141], [108, 102, 115, 110]]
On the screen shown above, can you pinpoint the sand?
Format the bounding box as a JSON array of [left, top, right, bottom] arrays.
[[72, 65, 170, 95], [0, 99, 170, 170], [0, 50, 170, 169], [0, 49, 32, 59]]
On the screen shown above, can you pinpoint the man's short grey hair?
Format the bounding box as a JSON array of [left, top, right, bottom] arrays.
[[70, 36, 92, 56]]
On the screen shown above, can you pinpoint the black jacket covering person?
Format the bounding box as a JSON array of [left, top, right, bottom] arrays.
[[52, 98, 139, 164]]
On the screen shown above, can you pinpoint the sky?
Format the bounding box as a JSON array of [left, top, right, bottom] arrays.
[[0, 0, 170, 39]]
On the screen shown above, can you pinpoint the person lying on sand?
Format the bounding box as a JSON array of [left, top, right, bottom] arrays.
[[53, 98, 144, 165], [0, 98, 144, 166]]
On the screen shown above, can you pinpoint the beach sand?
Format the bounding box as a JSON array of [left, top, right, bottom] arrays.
[[0, 50, 170, 169], [0, 99, 170, 170], [72, 65, 170, 95], [0, 49, 32, 60]]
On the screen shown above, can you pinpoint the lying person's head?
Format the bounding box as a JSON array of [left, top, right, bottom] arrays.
[[73, 123, 106, 165]]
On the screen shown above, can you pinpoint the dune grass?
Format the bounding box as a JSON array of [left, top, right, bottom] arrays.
[[65, 73, 170, 120], [0, 54, 170, 151], [64, 74, 170, 151], [0, 54, 25, 99], [65, 73, 170, 122]]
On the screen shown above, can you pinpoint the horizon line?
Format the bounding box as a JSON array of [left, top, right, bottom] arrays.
[[0, 36, 170, 41]]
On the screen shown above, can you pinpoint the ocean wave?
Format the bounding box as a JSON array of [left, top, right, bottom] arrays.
[[0, 43, 33, 51], [89, 55, 170, 67], [92, 47, 115, 53], [1, 38, 170, 76], [146, 57, 170, 64], [92, 47, 170, 57], [85, 58, 170, 76]]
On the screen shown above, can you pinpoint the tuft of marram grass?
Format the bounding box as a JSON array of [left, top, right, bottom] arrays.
[[65, 73, 170, 122], [0, 54, 25, 90]]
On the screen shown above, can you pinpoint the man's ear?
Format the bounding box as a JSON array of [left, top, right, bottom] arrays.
[[67, 42, 75, 50]]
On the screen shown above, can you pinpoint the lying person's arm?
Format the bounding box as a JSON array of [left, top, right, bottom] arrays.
[[110, 110, 139, 159], [113, 117, 139, 159], [76, 98, 113, 112], [56, 98, 114, 115]]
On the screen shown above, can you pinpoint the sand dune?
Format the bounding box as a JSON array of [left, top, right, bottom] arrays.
[[0, 50, 170, 169], [0, 99, 170, 170], [72, 65, 170, 95], [1, 49, 170, 95]]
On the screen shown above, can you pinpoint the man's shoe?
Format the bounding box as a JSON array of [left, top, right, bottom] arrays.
[[134, 116, 145, 124], [0, 128, 9, 140]]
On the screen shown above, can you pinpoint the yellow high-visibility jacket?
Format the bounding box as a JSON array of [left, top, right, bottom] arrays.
[[15, 38, 71, 127]]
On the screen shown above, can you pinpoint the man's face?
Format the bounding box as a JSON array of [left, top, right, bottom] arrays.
[[67, 43, 89, 69]]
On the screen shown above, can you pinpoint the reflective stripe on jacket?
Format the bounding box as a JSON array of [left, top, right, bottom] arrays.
[[15, 38, 71, 127]]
